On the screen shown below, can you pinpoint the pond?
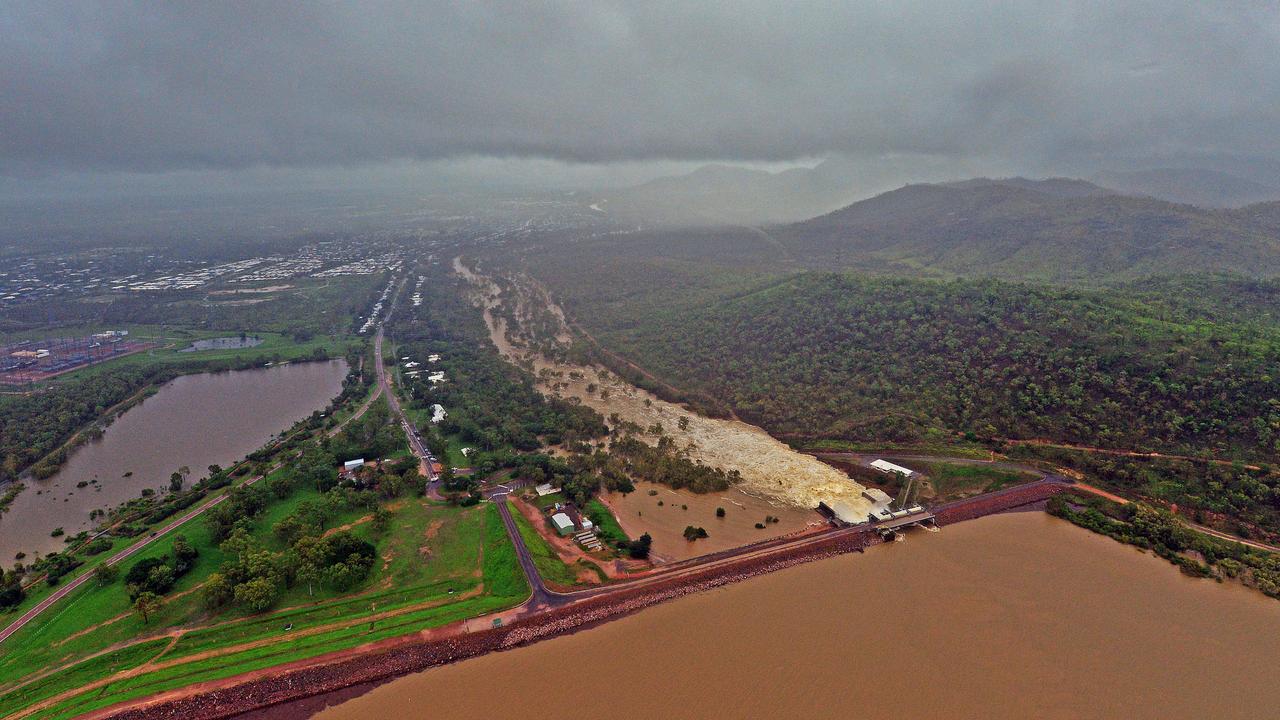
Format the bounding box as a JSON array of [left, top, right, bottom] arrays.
[[0, 359, 348, 560]]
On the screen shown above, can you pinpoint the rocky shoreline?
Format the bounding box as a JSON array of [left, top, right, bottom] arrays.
[[98, 481, 1064, 720]]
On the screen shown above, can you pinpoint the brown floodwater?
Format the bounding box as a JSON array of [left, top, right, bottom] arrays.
[[604, 480, 824, 562], [308, 512, 1280, 720], [0, 360, 347, 560]]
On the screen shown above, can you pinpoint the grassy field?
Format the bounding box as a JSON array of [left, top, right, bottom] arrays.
[[508, 500, 582, 587], [533, 491, 566, 510], [909, 460, 1035, 500], [585, 499, 629, 546], [0, 499, 528, 720], [43, 329, 356, 385]]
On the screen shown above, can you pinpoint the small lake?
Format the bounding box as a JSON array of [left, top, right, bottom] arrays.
[[0, 360, 348, 560], [180, 336, 265, 352]]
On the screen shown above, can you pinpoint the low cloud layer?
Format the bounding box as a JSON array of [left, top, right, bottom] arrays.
[[4, 2, 1279, 179]]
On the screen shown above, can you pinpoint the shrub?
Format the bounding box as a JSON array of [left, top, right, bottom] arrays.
[[683, 526, 708, 541]]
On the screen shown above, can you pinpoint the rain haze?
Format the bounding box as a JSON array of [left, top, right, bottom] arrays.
[[5, 6, 1280, 720], [4, 2, 1280, 201]]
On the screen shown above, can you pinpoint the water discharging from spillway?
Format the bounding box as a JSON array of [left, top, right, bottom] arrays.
[[452, 257, 872, 518]]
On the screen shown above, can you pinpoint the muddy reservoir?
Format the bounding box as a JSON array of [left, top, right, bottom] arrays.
[[0, 360, 347, 560], [309, 512, 1280, 720]]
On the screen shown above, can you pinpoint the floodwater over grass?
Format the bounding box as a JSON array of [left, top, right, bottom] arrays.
[[0, 360, 347, 560], [178, 335, 265, 352], [312, 512, 1280, 720], [603, 480, 823, 562]]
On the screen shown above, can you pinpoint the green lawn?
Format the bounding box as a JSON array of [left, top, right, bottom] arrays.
[[913, 461, 1034, 499], [508, 501, 580, 587], [585, 499, 629, 546], [1, 502, 528, 720], [533, 491, 566, 510], [45, 330, 355, 385]]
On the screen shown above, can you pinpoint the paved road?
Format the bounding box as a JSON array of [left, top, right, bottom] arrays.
[[0, 279, 409, 647], [375, 327, 437, 485], [0, 457, 282, 645], [488, 493, 554, 609], [370, 278, 440, 488]]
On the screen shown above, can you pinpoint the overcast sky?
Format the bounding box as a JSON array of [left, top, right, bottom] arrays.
[[4, 1, 1279, 195]]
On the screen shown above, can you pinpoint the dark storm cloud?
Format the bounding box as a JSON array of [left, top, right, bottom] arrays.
[[3, 1, 1279, 175]]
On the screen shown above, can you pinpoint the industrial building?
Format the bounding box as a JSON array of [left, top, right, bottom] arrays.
[[550, 512, 576, 536], [0, 331, 152, 385], [818, 465, 931, 528], [870, 459, 916, 477]]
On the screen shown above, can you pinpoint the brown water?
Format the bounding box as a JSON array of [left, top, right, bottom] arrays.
[[0, 360, 347, 560], [604, 480, 824, 562], [311, 513, 1280, 720]]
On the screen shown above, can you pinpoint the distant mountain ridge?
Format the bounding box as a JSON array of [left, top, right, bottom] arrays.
[[776, 177, 1280, 282], [587, 158, 867, 226], [1094, 168, 1280, 208]]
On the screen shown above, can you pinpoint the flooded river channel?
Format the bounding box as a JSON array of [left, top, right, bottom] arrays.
[[307, 512, 1280, 720], [0, 360, 347, 560]]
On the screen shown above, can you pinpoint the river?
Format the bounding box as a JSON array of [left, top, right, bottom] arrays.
[[0, 360, 348, 560], [305, 512, 1280, 720]]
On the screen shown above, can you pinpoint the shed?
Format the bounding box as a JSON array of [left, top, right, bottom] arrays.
[[550, 512, 575, 536], [343, 458, 365, 472]]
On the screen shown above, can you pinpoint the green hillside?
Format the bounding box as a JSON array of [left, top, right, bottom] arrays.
[[550, 269, 1280, 461], [775, 180, 1280, 282]]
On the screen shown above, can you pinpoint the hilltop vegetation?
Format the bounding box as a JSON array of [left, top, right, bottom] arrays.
[[774, 179, 1280, 282], [521, 253, 1280, 540], [568, 269, 1280, 458], [525, 258, 1280, 465]]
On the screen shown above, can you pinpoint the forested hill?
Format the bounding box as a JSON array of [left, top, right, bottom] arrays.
[[562, 270, 1280, 462], [775, 179, 1280, 282]]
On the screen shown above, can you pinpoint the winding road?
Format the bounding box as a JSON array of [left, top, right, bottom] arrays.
[[0, 455, 285, 645]]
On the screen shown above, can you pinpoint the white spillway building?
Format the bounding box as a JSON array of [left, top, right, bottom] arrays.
[[870, 459, 916, 477]]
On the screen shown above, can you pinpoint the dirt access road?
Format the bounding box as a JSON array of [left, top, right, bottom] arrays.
[[1065, 481, 1280, 554]]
